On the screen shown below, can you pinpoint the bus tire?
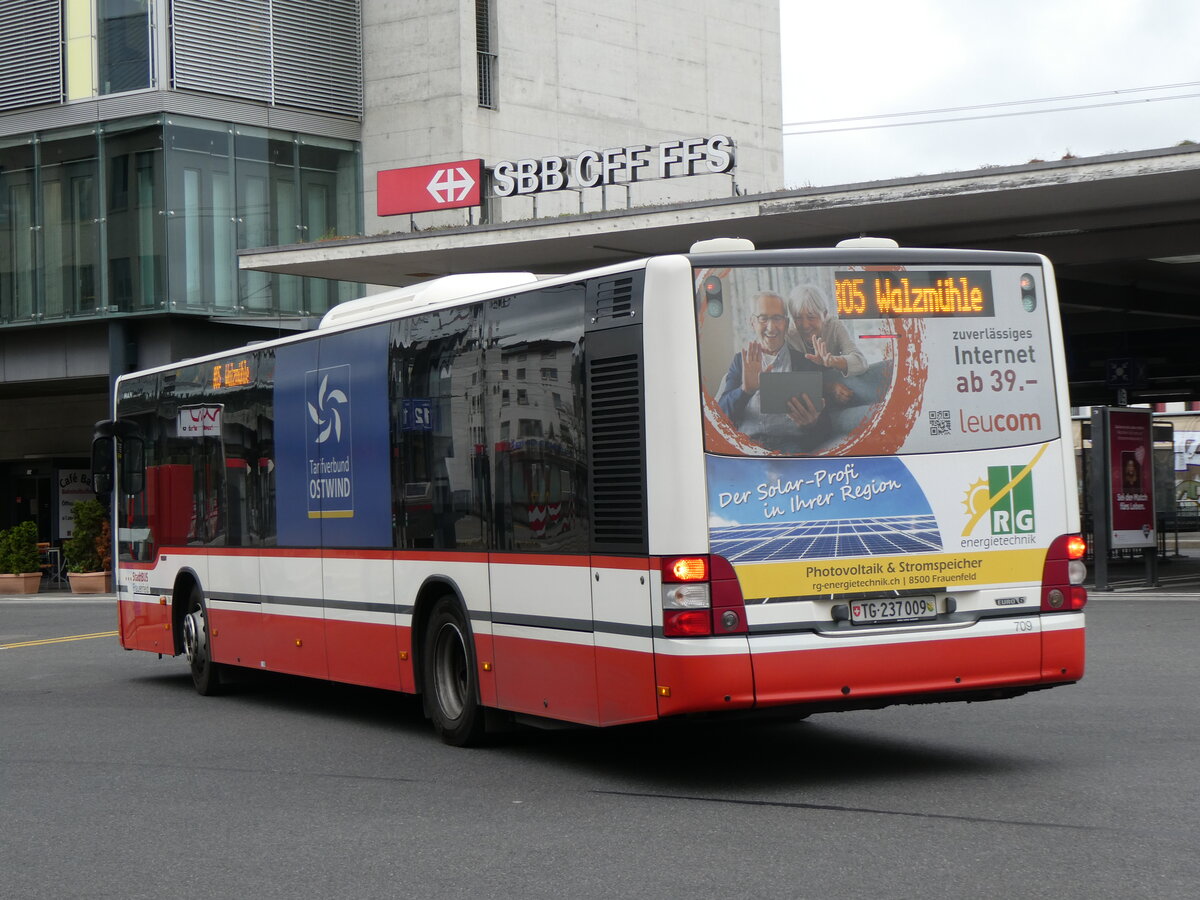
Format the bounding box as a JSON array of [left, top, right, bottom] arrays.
[[183, 585, 224, 696], [422, 596, 486, 746]]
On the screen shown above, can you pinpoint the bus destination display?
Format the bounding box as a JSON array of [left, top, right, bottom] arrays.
[[211, 358, 252, 390], [835, 270, 994, 319]]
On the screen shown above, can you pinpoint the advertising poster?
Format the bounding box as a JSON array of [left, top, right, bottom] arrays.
[[1175, 430, 1200, 507], [706, 447, 1056, 599], [695, 263, 1065, 599], [177, 405, 222, 436], [58, 469, 94, 538], [1107, 408, 1155, 548], [698, 264, 1060, 458], [274, 327, 392, 547]]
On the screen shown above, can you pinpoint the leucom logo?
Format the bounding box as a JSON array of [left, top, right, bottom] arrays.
[[959, 410, 1042, 434]]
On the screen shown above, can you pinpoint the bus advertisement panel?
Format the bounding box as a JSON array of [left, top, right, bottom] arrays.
[[697, 263, 1069, 604], [274, 326, 392, 547]]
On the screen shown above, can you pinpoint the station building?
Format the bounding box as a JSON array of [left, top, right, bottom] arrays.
[[0, 0, 782, 540]]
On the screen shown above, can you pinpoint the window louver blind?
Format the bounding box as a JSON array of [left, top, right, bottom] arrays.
[[172, 0, 272, 103], [171, 0, 362, 118], [0, 0, 62, 112], [271, 0, 363, 118]]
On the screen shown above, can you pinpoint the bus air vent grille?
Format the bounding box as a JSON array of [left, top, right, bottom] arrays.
[[589, 275, 640, 326], [588, 352, 647, 550]]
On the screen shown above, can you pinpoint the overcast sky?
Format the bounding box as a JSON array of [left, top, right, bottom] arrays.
[[780, 0, 1200, 187]]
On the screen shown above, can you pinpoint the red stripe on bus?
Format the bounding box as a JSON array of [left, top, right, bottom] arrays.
[[137, 548, 654, 570], [473, 631, 498, 708], [204, 604, 420, 693], [259, 611, 329, 680], [489, 552, 590, 568], [158, 546, 277, 558], [208, 604, 261, 670], [202, 546, 400, 561], [141, 547, 660, 567], [654, 649, 756, 716], [592, 556, 655, 571], [325, 618, 407, 691], [1041, 625, 1086, 682], [394, 550, 490, 564], [322, 548, 412, 561], [491, 633, 601, 725], [750, 632, 1055, 708], [118, 598, 172, 654], [596, 644, 659, 724]]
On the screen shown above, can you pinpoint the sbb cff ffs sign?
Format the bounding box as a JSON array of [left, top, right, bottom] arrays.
[[493, 134, 735, 197], [376, 135, 737, 216], [377, 159, 482, 216]]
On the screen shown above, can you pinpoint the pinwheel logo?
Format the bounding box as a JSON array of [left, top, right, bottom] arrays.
[[308, 372, 349, 445]]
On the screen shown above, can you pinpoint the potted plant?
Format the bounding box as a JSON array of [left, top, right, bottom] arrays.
[[0, 520, 43, 593], [64, 499, 112, 593]]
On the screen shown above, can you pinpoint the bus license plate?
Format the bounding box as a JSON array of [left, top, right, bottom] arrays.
[[850, 596, 937, 625]]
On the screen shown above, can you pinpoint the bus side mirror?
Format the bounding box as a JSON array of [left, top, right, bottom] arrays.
[[121, 437, 146, 496], [92, 436, 115, 496]]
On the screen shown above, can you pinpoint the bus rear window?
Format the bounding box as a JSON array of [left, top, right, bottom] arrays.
[[696, 264, 1060, 457]]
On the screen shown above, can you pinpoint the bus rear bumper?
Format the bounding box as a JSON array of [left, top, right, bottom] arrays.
[[654, 612, 1084, 717]]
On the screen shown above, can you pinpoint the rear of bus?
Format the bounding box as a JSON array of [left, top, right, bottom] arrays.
[[646, 242, 1086, 717]]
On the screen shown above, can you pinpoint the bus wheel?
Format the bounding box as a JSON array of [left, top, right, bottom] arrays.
[[183, 586, 223, 696], [422, 596, 485, 746]]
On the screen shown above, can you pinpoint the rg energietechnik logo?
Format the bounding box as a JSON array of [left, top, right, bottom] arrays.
[[961, 445, 1046, 538]]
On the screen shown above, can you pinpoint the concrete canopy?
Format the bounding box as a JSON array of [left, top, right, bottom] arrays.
[[239, 144, 1200, 406]]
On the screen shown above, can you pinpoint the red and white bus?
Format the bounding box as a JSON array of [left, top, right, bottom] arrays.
[[94, 237, 1087, 745]]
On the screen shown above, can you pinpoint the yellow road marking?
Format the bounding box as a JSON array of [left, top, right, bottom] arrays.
[[0, 630, 119, 649]]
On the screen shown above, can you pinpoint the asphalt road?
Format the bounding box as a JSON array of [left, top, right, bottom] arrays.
[[3, 594, 1199, 900]]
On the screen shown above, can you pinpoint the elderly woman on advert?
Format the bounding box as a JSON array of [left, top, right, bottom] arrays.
[[788, 284, 867, 376]]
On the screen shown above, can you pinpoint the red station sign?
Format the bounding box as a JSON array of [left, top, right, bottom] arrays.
[[377, 159, 483, 216]]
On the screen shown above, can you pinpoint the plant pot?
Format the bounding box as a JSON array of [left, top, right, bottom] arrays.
[[0, 572, 42, 594], [68, 571, 113, 594]]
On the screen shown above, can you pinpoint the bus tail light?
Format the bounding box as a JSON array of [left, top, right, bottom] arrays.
[[1041, 534, 1088, 611], [667, 556, 708, 582], [660, 554, 747, 637]]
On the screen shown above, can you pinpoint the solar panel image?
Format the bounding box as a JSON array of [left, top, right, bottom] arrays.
[[711, 516, 942, 563]]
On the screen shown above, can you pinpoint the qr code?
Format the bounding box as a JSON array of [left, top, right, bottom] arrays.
[[928, 409, 952, 436]]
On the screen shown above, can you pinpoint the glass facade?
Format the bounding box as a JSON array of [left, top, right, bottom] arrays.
[[0, 115, 361, 326], [0, 136, 36, 321]]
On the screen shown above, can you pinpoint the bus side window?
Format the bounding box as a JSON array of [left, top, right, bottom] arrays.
[[254, 348, 276, 547], [193, 349, 274, 548], [110, 378, 159, 563], [485, 284, 588, 554], [120, 436, 145, 495], [390, 309, 485, 551]]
